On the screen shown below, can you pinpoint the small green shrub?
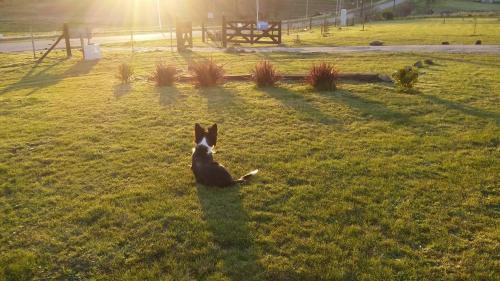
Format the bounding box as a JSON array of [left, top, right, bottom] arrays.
[[306, 62, 339, 91], [252, 60, 281, 88], [392, 66, 419, 90], [151, 63, 177, 87], [116, 62, 134, 84], [382, 11, 394, 20], [189, 58, 225, 87]]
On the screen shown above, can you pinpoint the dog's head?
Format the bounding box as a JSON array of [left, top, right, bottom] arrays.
[[194, 123, 217, 153]]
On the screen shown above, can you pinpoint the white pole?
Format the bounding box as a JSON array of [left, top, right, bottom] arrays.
[[157, 0, 163, 29], [170, 18, 173, 52], [30, 24, 36, 59], [306, 0, 309, 18], [256, 0, 259, 23], [370, 0, 373, 17]]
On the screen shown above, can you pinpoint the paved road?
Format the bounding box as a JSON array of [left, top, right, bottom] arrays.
[[105, 45, 500, 54], [0, 31, 199, 53], [0, 0, 406, 53]]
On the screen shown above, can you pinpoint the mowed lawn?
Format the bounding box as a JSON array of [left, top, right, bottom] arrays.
[[0, 51, 499, 280], [283, 17, 500, 46], [111, 17, 500, 50]]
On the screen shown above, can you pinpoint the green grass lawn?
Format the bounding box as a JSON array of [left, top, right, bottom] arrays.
[[283, 17, 500, 46], [0, 50, 499, 280], [104, 17, 500, 50], [412, 0, 500, 13]]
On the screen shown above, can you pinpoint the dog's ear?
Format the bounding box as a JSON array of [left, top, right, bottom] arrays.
[[194, 123, 205, 143], [207, 124, 218, 146], [208, 124, 217, 135]]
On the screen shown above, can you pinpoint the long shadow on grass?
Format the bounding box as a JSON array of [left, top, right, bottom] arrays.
[[316, 89, 427, 129], [113, 83, 132, 99], [158, 86, 182, 106], [422, 54, 500, 69], [419, 93, 500, 124], [198, 87, 251, 118], [260, 86, 338, 125], [0, 58, 66, 95], [196, 185, 264, 280], [179, 51, 208, 68], [0, 59, 98, 96]]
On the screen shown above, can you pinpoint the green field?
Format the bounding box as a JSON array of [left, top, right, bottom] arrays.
[[1, 50, 499, 280], [411, 0, 500, 14], [97, 17, 500, 50], [284, 17, 500, 46]]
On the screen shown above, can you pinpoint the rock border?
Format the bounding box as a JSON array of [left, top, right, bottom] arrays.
[[177, 73, 391, 83]]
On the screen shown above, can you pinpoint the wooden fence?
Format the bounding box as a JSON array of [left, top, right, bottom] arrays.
[[222, 17, 281, 48], [176, 20, 193, 51]]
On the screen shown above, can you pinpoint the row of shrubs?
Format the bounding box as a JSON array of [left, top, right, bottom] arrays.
[[117, 59, 419, 92], [117, 60, 339, 91]]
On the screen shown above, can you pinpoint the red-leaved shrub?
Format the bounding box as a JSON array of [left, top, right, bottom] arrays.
[[189, 59, 225, 87], [306, 62, 339, 91], [151, 63, 177, 87], [252, 60, 281, 87]]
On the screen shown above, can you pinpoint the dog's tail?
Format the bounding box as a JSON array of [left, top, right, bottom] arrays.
[[234, 169, 259, 184]]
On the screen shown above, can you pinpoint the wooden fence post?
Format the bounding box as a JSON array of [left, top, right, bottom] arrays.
[[37, 35, 64, 63], [250, 21, 254, 45], [63, 23, 72, 58], [80, 34, 85, 58], [188, 21, 193, 48], [278, 21, 282, 44], [202, 22, 205, 43], [222, 16, 227, 48]]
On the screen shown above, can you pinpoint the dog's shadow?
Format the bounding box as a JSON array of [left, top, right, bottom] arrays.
[[196, 185, 263, 279]]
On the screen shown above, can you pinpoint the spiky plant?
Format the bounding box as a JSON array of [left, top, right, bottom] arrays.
[[189, 58, 225, 87], [252, 60, 281, 88], [306, 62, 339, 91]]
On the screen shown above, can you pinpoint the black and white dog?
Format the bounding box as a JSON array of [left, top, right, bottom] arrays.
[[191, 123, 258, 187]]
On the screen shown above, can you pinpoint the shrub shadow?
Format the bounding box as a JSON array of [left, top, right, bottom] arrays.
[[260, 86, 338, 125], [421, 54, 500, 69], [0, 59, 98, 96], [196, 185, 264, 280], [157, 86, 182, 106], [197, 86, 250, 118], [419, 93, 500, 124], [179, 51, 208, 69], [113, 84, 132, 99], [316, 89, 421, 128]]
